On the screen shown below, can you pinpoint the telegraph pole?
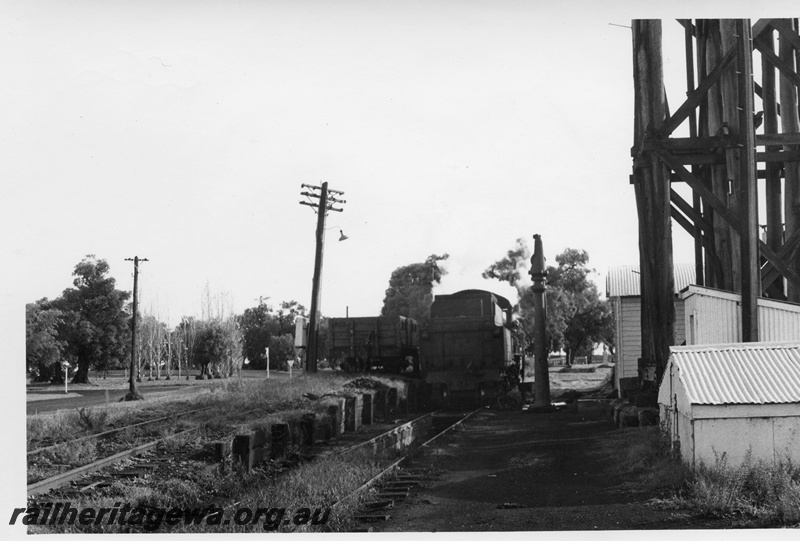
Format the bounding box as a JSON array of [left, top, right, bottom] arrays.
[[300, 182, 345, 372], [123, 256, 148, 401]]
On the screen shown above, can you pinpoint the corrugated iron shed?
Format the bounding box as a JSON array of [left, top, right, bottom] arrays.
[[669, 341, 800, 405], [606, 263, 695, 297]]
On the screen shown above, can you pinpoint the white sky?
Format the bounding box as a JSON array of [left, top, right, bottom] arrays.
[[2, 2, 792, 327]]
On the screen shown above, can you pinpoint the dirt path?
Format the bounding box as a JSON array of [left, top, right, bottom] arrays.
[[376, 401, 729, 532]]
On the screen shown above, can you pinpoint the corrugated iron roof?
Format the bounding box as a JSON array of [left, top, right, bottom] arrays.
[[670, 341, 800, 405], [606, 263, 695, 297]]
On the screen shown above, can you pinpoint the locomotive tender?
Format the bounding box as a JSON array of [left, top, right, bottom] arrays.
[[420, 289, 521, 405]]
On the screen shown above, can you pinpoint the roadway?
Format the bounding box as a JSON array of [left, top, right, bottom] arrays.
[[26, 370, 291, 415]]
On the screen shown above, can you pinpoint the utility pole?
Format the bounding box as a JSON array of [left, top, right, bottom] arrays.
[[123, 256, 148, 401], [300, 182, 345, 372]]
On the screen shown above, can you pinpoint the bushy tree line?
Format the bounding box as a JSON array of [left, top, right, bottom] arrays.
[[238, 300, 310, 371], [26, 256, 131, 384], [483, 239, 614, 364], [381, 254, 448, 327], [25, 255, 309, 384]]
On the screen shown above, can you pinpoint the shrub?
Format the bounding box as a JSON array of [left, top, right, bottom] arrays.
[[690, 452, 800, 526]]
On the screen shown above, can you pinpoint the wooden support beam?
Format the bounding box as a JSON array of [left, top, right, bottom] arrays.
[[632, 19, 675, 384], [759, 239, 800, 291], [756, 133, 800, 146], [684, 20, 704, 286], [759, 25, 785, 298], [753, 39, 800, 90], [639, 135, 737, 153], [657, 150, 743, 233], [770, 19, 800, 54], [670, 188, 714, 237], [735, 19, 760, 341], [660, 144, 800, 293], [671, 207, 714, 251], [779, 18, 800, 302], [758, 149, 800, 162], [761, 228, 800, 288], [752, 19, 775, 41], [634, 153, 722, 168], [654, 46, 737, 139]]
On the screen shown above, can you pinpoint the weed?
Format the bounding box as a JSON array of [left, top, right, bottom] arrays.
[[689, 453, 800, 525], [39, 438, 98, 466], [76, 407, 109, 432], [597, 426, 691, 497]]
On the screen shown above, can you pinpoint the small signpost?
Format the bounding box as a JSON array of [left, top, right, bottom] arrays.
[[287, 359, 294, 379], [61, 361, 71, 394], [265, 347, 270, 379]]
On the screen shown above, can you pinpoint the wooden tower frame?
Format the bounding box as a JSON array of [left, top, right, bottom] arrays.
[[631, 19, 800, 381]]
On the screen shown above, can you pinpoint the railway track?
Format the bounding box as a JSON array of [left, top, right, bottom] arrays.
[[26, 404, 269, 497], [335, 408, 482, 527], [27, 405, 215, 458], [26, 403, 485, 533]]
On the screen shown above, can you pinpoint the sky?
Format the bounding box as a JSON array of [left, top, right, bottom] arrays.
[[4, 2, 795, 328], [4, 3, 798, 539], [3, 1, 673, 327]]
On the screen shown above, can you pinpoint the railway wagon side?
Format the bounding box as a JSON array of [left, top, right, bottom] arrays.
[[327, 315, 419, 373], [420, 289, 520, 404]]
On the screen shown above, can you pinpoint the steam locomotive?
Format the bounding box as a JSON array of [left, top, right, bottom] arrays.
[[325, 289, 522, 405], [420, 289, 522, 405]]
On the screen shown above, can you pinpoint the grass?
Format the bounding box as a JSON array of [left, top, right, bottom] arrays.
[[32, 447, 392, 534], [26, 372, 418, 533], [595, 425, 800, 528], [27, 372, 370, 450], [596, 425, 691, 498], [690, 452, 800, 526]]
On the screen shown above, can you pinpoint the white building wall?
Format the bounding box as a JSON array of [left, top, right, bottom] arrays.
[[684, 289, 741, 344], [674, 299, 686, 345], [773, 417, 800, 462], [693, 417, 776, 467], [682, 286, 800, 345], [619, 297, 641, 380], [759, 299, 800, 342], [616, 297, 685, 382], [693, 414, 800, 467]]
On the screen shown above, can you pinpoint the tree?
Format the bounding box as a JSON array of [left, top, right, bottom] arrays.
[[268, 334, 297, 371], [176, 317, 200, 378], [381, 254, 449, 326], [50, 255, 131, 384], [276, 300, 306, 335], [193, 321, 227, 379], [484, 241, 614, 363], [191, 317, 242, 379], [547, 249, 614, 364], [26, 300, 65, 382], [140, 315, 167, 380], [239, 300, 305, 369]]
